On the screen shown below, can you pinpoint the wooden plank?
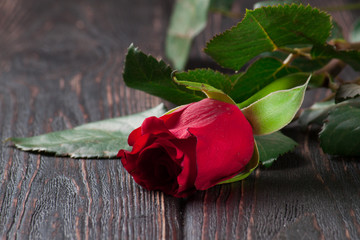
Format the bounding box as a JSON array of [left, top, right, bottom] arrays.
[[0, 0, 181, 239], [1, 0, 360, 239]]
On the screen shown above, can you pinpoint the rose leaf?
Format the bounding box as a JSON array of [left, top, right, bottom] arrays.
[[165, 0, 210, 70], [240, 73, 310, 135], [335, 84, 360, 103], [123, 44, 203, 105], [298, 100, 335, 127], [205, 4, 331, 70], [319, 105, 360, 156], [228, 57, 299, 103], [255, 131, 297, 168], [9, 104, 167, 158], [311, 44, 360, 71], [298, 98, 360, 128]]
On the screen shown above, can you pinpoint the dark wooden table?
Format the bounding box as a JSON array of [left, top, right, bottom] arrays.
[[1, 0, 360, 239]]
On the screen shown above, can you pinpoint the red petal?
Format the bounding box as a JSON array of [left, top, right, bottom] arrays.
[[128, 127, 141, 146], [173, 99, 254, 190], [141, 116, 172, 136], [174, 137, 197, 197]]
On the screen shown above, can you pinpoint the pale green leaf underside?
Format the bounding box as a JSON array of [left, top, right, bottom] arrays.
[[298, 98, 360, 127], [10, 104, 167, 158], [350, 18, 360, 43], [320, 105, 360, 156], [255, 131, 297, 167], [298, 100, 335, 127], [166, 0, 210, 70], [205, 4, 331, 70], [241, 73, 310, 135]]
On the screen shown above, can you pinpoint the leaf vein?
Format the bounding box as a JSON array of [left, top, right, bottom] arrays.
[[248, 12, 278, 51]]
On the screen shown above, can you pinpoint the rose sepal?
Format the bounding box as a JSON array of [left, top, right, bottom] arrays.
[[217, 141, 259, 185], [172, 72, 236, 105], [163, 105, 185, 115], [239, 73, 311, 135]]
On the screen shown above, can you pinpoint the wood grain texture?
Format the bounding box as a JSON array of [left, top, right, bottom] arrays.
[[0, 0, 359, 239]]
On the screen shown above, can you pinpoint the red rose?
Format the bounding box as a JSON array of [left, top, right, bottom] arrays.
[[117, 98, 254, 198]]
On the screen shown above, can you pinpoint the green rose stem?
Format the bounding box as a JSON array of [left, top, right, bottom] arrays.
[[282, 40, 360, 93], [332, 41, 360, 51], [278, 47, 312, 59]]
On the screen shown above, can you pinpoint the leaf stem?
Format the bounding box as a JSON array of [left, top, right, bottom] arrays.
[[295, 47, 312, 53], [283, 53, 295, 66], [346, 77, 360, 85], [331, 40, 360, 50], [278, 47, 312, 59]]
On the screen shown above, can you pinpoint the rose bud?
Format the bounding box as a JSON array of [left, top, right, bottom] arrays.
[[117, 98, 254, 198]]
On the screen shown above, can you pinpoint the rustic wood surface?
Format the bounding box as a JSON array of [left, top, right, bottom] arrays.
[[1, 0, 359, 239]]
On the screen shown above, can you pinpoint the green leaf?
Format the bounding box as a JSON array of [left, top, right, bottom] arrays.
[[350, 18, 360, 42], [123, 45, 203, 105], [261, 51, 330, 72], [335, 84, 360, 103], [228, 57, 299, 103], [298, 100, 335, 127], [166, 0, 210, 70], [253, 0, 300, 9], [218, 142, 259, 184], [311, 44, 360, 71], [238, 73, 310, 108], [10, 104, 167, 158], [173, 78, 236, 104], [241, 73, 310, 135], [255, 131, 297, 168], [175, 57, 300, 103], [319, 105, 360, 156], [205, 4, 331, 70], [298, 98, 360, 127]]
